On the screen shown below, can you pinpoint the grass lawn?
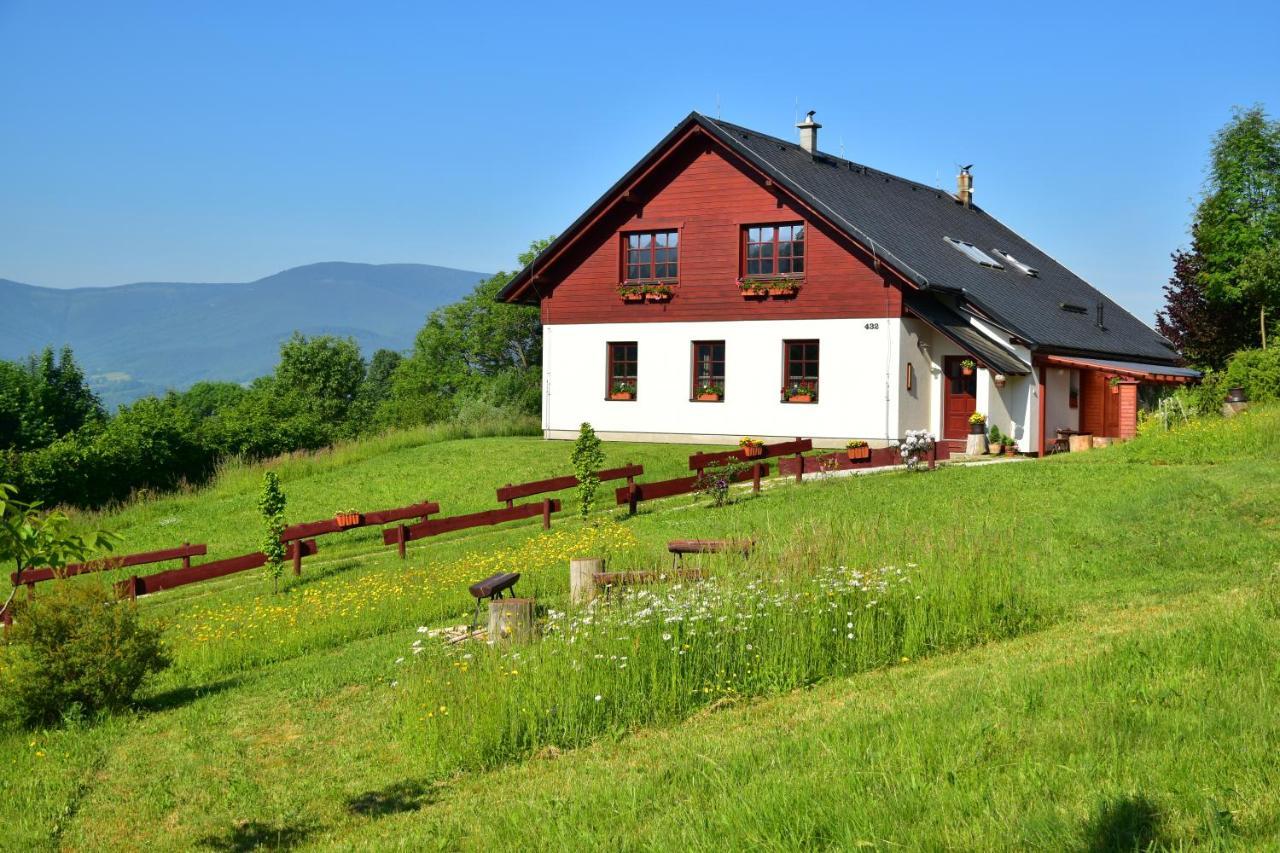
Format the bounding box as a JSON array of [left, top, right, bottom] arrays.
[[4, 410, 1279, 850]]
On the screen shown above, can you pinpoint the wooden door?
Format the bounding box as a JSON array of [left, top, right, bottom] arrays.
[[943, 356, 978, 440]]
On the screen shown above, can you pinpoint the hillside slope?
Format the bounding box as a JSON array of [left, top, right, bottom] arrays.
[[0, 262, 489, 407]]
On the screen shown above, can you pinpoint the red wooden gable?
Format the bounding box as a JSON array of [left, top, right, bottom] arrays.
[[505, 119, 909, 325]]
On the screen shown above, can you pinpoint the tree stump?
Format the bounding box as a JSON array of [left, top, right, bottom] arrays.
[[965, 433, 988, 457], [488, 598, 536, 643], [570, 557, 603, 605]]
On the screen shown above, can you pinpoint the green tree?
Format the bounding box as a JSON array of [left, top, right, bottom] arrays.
[[0, 483, 119, 615], [172, 380, 248, 420], [274, 333, 367, 428], [0, 360, 53, 451], [381, 238, 550, 428], [570, 422, 604, 520], [258, 472, 287, 594], [1183, 105, 1280, 357], [29, 346, 104, 435]]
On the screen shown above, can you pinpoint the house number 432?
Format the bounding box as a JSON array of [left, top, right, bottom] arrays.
[[863, 322, 880, 330]]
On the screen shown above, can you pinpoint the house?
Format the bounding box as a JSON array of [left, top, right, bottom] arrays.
[[498, 111, 1197, 455]]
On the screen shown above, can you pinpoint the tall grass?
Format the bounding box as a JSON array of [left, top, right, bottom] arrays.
[[396, 538, 1044, 776]]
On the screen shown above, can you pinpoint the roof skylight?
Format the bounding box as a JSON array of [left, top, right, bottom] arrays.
[[993, 249, 1039, 277], [944, 237, 1004, 269]]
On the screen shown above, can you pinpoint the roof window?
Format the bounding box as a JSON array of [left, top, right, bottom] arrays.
[[1060, 303, 1088, 315], [944, 237, 1003, 269], [992, 249, 1039, 277]]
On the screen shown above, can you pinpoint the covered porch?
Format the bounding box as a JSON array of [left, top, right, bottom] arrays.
[[1035, 355, 1200, 452]]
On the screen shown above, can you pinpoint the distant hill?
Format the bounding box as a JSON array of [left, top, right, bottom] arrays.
[[0, 262, 490, 408]]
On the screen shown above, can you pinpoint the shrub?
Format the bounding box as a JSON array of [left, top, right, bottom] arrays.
[[0, 582, 168, 727], [1221, 348, 1280, 403], [570, 423, 604, 519]]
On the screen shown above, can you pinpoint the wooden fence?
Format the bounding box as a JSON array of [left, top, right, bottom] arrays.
[[114, 539, 318, 600], [689, 438, 814, 483], [382, 499, 562, 552], [281, 500, 440, 564], [614, 463, 771, 512], [777, 443, 937, 476], [12, 543, 208, 591], [496, 464, 643, 507]]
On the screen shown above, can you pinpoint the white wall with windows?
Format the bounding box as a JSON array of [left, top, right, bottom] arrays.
[[541, 318, 913, 445]]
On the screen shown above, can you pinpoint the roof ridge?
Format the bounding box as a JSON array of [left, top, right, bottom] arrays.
[[702, 114, 952, 198]]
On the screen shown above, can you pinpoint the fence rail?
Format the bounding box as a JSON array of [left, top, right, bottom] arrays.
[[280, 500, 439, 542], [383, 499, 562, 551], [13, 543, 208, 589], [114, 539, 318, 600], [496, 465, 643, 506], [614, 464, 770, 512]]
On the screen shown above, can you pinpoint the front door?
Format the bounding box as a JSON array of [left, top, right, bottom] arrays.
[[943, 356, 978, 440]]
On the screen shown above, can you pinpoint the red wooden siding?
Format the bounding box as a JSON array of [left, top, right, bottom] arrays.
[[1078, 369, 1123, 438], [540, 145, 901, 324]]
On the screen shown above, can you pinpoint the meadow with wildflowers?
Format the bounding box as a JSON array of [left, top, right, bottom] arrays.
[[3, 408, 1280, 850]]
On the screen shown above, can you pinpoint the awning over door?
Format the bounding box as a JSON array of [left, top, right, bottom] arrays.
[[902, 291, 1031, 376], [1039, 355, 1200, 383]]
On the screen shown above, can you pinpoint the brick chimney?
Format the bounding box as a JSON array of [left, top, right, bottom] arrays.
[[956, 165, 973, 208], [796, 111, 821, 154]]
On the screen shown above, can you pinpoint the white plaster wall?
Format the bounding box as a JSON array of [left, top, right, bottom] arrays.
[[897, 319, 934, 436], [1043, 366, 1080, 437], [542, 318, 905, 443]]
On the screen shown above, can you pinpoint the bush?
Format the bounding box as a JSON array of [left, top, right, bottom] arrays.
[[1221, 348, 1280, 403], [0, 582, 169, 727]]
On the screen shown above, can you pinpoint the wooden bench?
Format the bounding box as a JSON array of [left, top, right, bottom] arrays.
[[667, 539, 753, 571], [468, 571, 520, 629]]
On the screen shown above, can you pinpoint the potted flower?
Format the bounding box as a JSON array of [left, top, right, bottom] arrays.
[[1108, 375, 1122, 395], [616, 284, 645, 303], [968, 411, 987, 434], [960, 358, 977, 377], [846, 439, 870, 462], [645, 283, 674, 303], [766, 277, 801, 297], [609, 381, 635, 401], [334, 509, 361, 528], [993, 373, 1008, 389], [1002, 437, 1017, 456], [738, 279, 769, 299], [739, 437, 765, 458], [782, 383, 815, 403], [987, 424, 1004, 454], [695, 382, 724, 402]]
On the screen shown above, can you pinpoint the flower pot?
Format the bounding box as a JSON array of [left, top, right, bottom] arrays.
[[621, 292, 644, 303], [335, 512, 361, 528], [609, 391, 633, 401], [1227, 386, 1247, 403], [742, 445, 764, 458], [1110, 385, 1119, 395], [741, 289, 767, 300], [1004, 445, 1017, 457], [961, 366, 974, 376], [696, 393, 721, 402], [847, 446, 870, 462], [969, 421, 986, 435], [645, 292, 671, 303], [787, 394, 813, 403]]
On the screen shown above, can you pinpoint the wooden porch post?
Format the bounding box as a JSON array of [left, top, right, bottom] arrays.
[[1036, 359, 1048, 457]]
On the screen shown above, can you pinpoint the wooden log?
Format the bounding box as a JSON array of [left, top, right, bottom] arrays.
[[488, 597, 536, 643], [570, 557, 603, 605]]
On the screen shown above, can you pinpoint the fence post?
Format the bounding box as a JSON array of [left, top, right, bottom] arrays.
[[794, 437, 804, 484], [181, 542, 191, 570], [542, 498, 552, 530], [397, 523, 408, 559], [929, 442, 937, 471], [292, 542, 303, 576], [752, 462, 761, 494], [126, 576, 139, 601], [628, 481, 639, 516], [504, 485, 514, 510]]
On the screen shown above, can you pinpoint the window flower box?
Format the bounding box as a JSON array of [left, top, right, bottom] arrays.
[[334, 511, 361, 528], [645, 285, 673, 303], [739, 437, 765, 458], [617, 283, 674, 303], [846, 440, 870, 461], [782, 383, 816, 404], [695, 383, 724, 402], [609, 381, 636, 401], [738, 280, 770, 300]]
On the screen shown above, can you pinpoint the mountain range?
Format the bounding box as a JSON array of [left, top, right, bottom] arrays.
[[0, 262, 490, 408]]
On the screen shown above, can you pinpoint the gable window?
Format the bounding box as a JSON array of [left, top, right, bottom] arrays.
[[692, 341, 725, 401], [624, 231, 679, 281], [782, 339, 819, 402], [744, 224, 805, 277], [607, 342, 638, 400]]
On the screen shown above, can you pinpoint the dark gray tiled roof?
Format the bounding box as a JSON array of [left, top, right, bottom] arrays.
[[901, 291, 1031, 376], [703, 116, 1180, 363]]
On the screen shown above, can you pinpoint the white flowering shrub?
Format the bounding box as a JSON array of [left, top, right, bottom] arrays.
[[899, 430, 937, 470]]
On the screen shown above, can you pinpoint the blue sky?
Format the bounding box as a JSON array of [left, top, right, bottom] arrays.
[[2, 1, 1277, 324]]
